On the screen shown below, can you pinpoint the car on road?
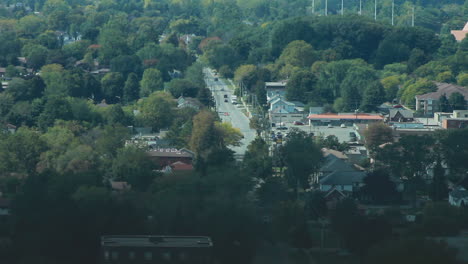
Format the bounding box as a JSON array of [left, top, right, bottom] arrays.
[[327, 124, 333, 128], [224, 94, 228, 98], [340, 124, 346, 128], [293, 121, 304, 125], [214, 77, 218, 81], [277, 126, 288, 130], [224, 99, 228, 103], [232, 101, 237, 105]]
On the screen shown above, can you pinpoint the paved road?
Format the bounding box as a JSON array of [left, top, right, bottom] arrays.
[[204, 68, 256, 156]]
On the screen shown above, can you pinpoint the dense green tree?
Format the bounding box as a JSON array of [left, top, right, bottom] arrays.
[[340, 66, 378, 111], [360, 81, 386, 112], [140, 68, 163, 97], [139, 91, 175, 131], [278, 40, 316, 68], [101, 72, 124, 104], [112, 147, 158, 191], [22, 43, 48, 70], [167, 79, 199, 98], [281, 129, 322, 198], [286, 70, 317, 103], [243, 137, 273, 180], [360, 169, 398, 204], [438, 94, 452, 112], [428, 159, 448, 202], [363, 122, 393, 151], [449, 92, 466, 110], [123, 73, 140, 104], [365, 238, 458, 264]]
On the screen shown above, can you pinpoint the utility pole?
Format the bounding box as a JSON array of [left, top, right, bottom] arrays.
[[374, 0, 377, 20], [341, 0, 344, 15], [391, 0, 394, 26], [325, 0, 327, 16]]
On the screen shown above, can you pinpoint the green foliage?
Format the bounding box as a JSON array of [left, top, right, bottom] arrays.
[[140, 68, 163, 97], [363, 122, 393, 151], [112, 147, 158, 191], [167, 79, 199, 98], [281, 129, 322, 197], [101, 72, 125, 104], [449, 92, 466, 110], [278, 40, 316, 68], [243, 137, 272, 180], [400, 79, 437, 108], [365, 237, 458, 264], [286, 69, 317, 103], [457, 72, 468, 86], [360, 169, 399, 204], [139, 91, 175, 131]]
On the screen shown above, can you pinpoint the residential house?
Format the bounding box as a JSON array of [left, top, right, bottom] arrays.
[[388, 109, 414, 123], [317, 151, 366, 194], [449, 187, 468, 207], [177, 96, 203, 110], [308, 113, 384, 126], [415, 82, 468, 115], [265, 81, 287, 101], [269, 97, 305, 124], [109, 180, 131, 193], [147, 148, 194, 167], [1, 124, 16, 134], [162, 161, 194, 175], [451, 22, 468, 42]]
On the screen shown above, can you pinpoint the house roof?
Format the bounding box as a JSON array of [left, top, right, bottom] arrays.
[[321, 154, 353, 173], [320, 170, 366, 186], [389, 109, 414, 119], [451, 22, 468, 41], [415, 82, 468, 101], [170, 161, 194, 171], [322, 148, 348, 160], [147, 148, 194, 158], [270, 97, 295, 106], [308, 113, 383, 120], [110, 181, 131, 191], [265, 81, 287, 89], [450, 187, 468, 199]]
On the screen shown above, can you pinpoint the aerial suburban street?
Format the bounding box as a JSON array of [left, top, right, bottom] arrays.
[[204, 68, 256, 157]]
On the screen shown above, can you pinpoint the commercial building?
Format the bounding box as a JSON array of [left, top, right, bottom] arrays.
[[101, 236, 213, 264], [307, 113, 383, 126]]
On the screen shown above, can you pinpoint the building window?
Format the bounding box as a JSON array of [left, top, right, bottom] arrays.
[[129, 251, 136, 260], [144, 252, 152, 261], [111, 251, 119, 260]]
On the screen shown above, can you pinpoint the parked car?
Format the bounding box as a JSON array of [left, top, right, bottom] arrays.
[[214, 77, 218, 81], [224, 99, 228, 103], [340, 124, 346, 128], [293, 121, 305, 125], [224, 94, 228, 98], [277, 126, 288, 130], [327, 124, 333, 128]]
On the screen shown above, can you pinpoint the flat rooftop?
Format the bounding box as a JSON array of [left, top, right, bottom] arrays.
[[101, 236, 213, 248]]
